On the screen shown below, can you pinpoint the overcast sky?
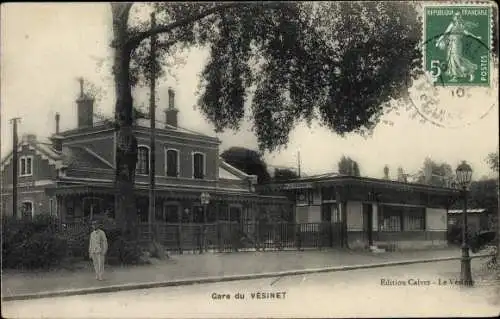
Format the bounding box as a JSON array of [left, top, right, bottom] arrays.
[[1, 3, 498, 180]]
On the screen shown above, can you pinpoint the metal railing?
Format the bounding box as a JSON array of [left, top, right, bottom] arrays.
[[2, 217, 346, 255], [137, 221, 345, 254]]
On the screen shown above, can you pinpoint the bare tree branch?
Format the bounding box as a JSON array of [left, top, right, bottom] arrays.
[[127, 3, 239, 48], [126, 2, 287, 49]]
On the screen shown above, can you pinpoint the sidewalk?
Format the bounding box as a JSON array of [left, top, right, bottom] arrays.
[[1, 247, 493, 298]]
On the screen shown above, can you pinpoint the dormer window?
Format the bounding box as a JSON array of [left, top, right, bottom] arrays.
[[192, 152, 205, 179], [20, 156, 33, 176], [136, 146, 150, 175], [165, 148, 180, 177]]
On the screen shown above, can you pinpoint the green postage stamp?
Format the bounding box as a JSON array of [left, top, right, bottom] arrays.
[[424, 5, 493, 86]]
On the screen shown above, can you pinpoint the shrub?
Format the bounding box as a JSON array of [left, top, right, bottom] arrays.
[[2, 215, 69, 269], [32, 214, 62, 232], [2, 217, 38, 268], [18, 231, 68, 269], [2, 215, 150, 268], [2, 227, 68, 270], [470, 231, 497, 253], [104, 227, 147, 265], [107, 237, 145, 265], [58, 217, 116, 260], [447, 225, 473, 245], [61, 225, 90, 260], [230, 228, 250, 251]]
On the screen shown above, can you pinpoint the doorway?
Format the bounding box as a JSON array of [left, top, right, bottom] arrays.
[[362, 203, 373, 246]]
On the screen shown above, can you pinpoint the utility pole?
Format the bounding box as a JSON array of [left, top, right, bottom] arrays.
[[297, 151, 301, 177], [148, 12, 157, 242], [10, 117, 21, 219]]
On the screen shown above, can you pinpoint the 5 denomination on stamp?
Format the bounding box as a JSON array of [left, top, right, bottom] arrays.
[[424, 5, 493, 87]]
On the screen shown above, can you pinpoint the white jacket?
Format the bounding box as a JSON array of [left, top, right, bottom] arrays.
[[89, 229, 108, 255]]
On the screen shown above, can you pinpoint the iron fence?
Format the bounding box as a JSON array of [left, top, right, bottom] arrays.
[[137, 221, 345, 253], [3, 217, 346, 254]]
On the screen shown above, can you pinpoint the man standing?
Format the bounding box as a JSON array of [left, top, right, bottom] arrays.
[[89, 220, 108, 280]]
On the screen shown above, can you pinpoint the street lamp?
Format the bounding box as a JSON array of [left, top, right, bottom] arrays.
[[201, 192, 211, 221], [200, 192, 211, 253], [455, 161, 473, 287]]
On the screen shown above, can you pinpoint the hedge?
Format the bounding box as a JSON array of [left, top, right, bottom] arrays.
[[2, 215, 67, 269], [2, 215, 148, 269]]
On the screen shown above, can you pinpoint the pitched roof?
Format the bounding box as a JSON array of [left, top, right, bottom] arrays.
[[61, 146, 113, 169], [271, 172, 344, 182], [0, 135, 113, 172], [219, 159, 258, 182], [219, 167, 242, 180], [0, 137, 63, 171], [261, 171, 459, 194], [134, 118, 217, 139]]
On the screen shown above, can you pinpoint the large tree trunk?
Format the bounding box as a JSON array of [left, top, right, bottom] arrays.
[[111, 3, 138, 237]]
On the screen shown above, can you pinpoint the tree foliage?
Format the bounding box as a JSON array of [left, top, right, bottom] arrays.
[[273, 168, 299, 182], [469, 179, 498, 213], [119, 2, 422, 152], [450, 178, 498, 211], [487, 151, 499, 173], [415, 157, 454, 187], [338, 156, 361, 176], [220, 146, 271, 184], [397, 166, 408, 182]]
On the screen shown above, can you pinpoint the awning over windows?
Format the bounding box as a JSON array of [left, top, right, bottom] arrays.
[[448, 208, 487, 214], [45, 183, 290, 205], [45, 185, 116, 197]]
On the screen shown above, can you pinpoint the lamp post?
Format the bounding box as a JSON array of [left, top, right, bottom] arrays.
[[455, 161, 473, 287], [200, 192, 211, 253]]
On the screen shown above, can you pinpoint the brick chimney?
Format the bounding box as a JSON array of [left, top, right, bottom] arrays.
[[424, 162, 432, 184], [383, 165, 390, 180], [165, 88, 178, 128], [55, 113, 60, 134], [76, 78, 94, 129], [51, 113, 63, 152]]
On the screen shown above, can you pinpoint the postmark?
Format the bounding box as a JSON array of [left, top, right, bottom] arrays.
[[406, 2, 498, 129], [406, 72, 497, 128], [424, 5, 493, 86]]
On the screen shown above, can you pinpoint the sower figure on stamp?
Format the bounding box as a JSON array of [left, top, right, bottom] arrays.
[[436, 12, 482, 82], [89, 220, 108, 281]]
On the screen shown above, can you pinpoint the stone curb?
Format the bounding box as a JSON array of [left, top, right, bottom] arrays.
[[2, 253, 493, 302]]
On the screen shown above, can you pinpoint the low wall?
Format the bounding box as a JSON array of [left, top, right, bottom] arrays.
[[347, 231, 448, 250]]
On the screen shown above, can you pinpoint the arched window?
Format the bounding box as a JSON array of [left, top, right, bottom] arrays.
[[165, 148, 180, 177], [192, 152, 205, 179], [136, 146, 150, 175]]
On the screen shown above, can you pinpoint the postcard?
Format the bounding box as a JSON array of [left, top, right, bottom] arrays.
[[1, 1, 499, 318]]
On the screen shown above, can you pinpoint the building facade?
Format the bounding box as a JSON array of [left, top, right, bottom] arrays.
[[1, 87, 291, 236], [258, 173, 460, 250], [448, 208, 494, 234]]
